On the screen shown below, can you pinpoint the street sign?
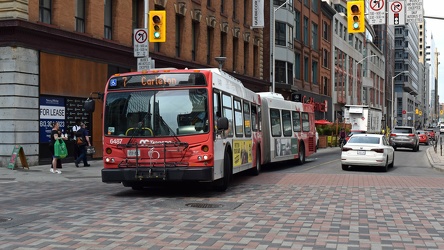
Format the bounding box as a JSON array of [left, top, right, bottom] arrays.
[[388, 0, 405, 25], [133, 28, 148, 57], [137, 57, 155, 71], [405, 0, 423, 24], [402, 110, 406, 114], [367, 0, 386, 25]]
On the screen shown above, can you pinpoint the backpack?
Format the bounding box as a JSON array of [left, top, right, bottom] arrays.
[[76, 128, 86, 145]]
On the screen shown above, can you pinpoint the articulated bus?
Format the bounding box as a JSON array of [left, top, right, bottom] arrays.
[[94, 68, 315, 191], [258, 92, 316, 165]]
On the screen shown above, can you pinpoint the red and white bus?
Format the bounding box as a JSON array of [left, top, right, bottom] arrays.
[[91, 68, 316, 191], [258, 92, 317, 165]]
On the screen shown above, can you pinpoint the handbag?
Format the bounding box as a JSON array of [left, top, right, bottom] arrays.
[[54, 139, 68, 159], [86, 146, 96, 155]]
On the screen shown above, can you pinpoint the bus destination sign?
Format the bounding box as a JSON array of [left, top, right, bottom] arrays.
[[108, 73, 207, 89]]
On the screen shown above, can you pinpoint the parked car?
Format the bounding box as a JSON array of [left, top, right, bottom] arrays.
[[389, 126, 419, 151], [417, 130, 430, 145], [424, 128, 436, 141], [341, 134, 395, 172]]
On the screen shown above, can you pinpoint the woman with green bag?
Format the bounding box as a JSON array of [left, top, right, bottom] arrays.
[[49, 122, 68, 174]]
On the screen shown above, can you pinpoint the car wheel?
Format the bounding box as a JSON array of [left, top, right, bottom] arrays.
[[342, 164, 348, 171], [382, 158, 388, 172], [413, 144, 418, 152], [388, 154, 394, 168]]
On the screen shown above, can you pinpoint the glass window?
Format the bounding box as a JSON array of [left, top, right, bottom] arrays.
[[303, 16, 309, 44], [292, 111, 301, 132], [275, 60, 286, 83], [295, 52, 301, 80], [243, 102, 251, 137], [251, 105, 258, 132], [234, 99, 243, 137], [295, 10, 301, 41], [270, 109, 281, 137], [276, 22, 286, 46], [76, 0, 85, 32], [39, 0, 52, 24], [302, 112, 310, 132], [104, 0, 112, 39], [282, 110, 292, 136], [222, 93, 233, 137]]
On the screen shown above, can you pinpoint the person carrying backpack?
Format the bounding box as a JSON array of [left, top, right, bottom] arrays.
[[74, 122, 91, 167]]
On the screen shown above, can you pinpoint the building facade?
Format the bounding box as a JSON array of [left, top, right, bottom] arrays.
[[0, 0, 267, 166]]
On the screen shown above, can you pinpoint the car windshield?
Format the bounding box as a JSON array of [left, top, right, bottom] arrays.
[[104, 89, 209, 137], [348, 136, 380, 144], [418, 131, 426, 134], [392, 128, 413, 133]]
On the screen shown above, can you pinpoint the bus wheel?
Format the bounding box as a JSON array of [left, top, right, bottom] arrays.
[[296, 144, 305, 165], [214, 150, 232, 192], [249, 148, 261, 176]]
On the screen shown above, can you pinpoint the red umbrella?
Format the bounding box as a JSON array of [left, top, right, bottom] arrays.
[[315, 119, 332, 125]]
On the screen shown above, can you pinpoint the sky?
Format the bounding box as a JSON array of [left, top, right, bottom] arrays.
[[423, 0, 444, 103]]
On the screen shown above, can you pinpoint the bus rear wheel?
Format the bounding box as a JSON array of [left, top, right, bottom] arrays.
[[213, 150, 232, 192], [296, 144, 305, 165]]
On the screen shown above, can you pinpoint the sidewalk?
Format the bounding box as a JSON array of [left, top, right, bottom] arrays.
[[0, 160, 102, 183], [426, 145, 444, 171]]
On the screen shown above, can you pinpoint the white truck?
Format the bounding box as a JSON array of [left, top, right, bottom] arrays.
[[344, 105, 383, 133]]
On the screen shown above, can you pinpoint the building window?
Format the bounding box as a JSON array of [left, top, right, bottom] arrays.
[[304, 0, 309, 7], [312, 61, 318, 84], [207, 0, 212, 7], [323, 49, 329, 67], [233, 37, 238, 71], [233, 0, 237, 19], [75, 0, 85, 32], [207, 27, 213, 65], [274, 0, 287, 5], [276, 22, 286, 46], [295, 52, 301, 80], [275, 60, 286, 83], [322, 21, 329, 40], [243, 0, 247, 23], [295, 10, 301, 41], [39, 0, 51, 24], [323, 77, 329, 95], [221, 0, 224, 13], [175, 16, 182, 57], [221, 32, 227, 56], [311, 0, 318, 13], [304, 56, 309, 82], [287, 62, 293, 85], [192, 21, 198, 61], [287, 25, 293, 47], [104, 0, 112, 39], [244, 42, 249, 74], [311, 22, 318, 50], [303, 16, 309, 45]]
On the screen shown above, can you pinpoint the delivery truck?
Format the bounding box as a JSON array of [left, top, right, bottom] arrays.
[[344, 105, 383, 134]]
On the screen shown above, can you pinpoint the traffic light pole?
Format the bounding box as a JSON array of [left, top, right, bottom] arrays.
[[144, 0, 149, 58]]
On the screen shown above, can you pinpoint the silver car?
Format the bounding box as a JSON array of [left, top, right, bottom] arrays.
[[389, 126, 419, 151]]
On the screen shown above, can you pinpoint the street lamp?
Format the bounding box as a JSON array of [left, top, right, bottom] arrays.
[[271, 0, 290, 93], [391, 71, 409, 129]]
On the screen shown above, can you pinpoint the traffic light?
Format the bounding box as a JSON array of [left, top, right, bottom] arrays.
[[149, 10, 166, 42], [347, 1, 365, 33]]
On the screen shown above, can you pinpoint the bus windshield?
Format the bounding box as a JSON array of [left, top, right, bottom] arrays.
[[104, 89, 209, 137]]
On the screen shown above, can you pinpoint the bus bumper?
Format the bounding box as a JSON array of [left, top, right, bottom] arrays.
[[101, 167, 214, 183]]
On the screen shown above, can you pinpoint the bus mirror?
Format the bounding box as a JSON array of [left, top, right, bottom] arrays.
[[217, 117, 229, 130], [84, 99, 95, 113]]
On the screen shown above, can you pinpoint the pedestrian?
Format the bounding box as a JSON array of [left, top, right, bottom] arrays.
[[49, 121, 63, 174], [71, 119, 82, 159], [339, 128, 346, 147], [74, 122, 91, 167]]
